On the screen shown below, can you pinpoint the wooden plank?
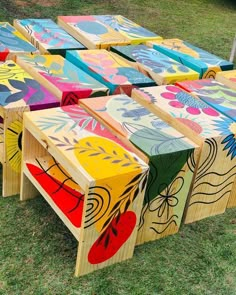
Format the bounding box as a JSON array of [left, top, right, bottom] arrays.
[[132, 85, 236, 223], [95, 15, 162, 45], [147, 38, 234, 78], [216, 70, 236, 91], [80, 94, 198, 244], [0, 22, 38, 61], [21, 105, 149, 276], [16, 54, 109, 105], [57, 15, 131, 49], [176, 79, 236, 121], [13, 18, 85, 56], [0, 60, 60, 197], [0, 118, 4, 163], [111, 44, 199, 85], [66, 49, 156, 96]]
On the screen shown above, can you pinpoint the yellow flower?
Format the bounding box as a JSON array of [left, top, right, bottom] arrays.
[[6, 120, 22, 173]]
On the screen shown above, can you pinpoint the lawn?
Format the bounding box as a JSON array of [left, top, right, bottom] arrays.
[[0, 0, 236, 294]]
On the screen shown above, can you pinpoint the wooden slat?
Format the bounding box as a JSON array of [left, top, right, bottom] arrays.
[[57, 15, 131, 49], [66, 49, 156, 96], [147, 38, 234, 78], [216, 70, 236, 91], [13, 18, 85, 55], [111, 44, 199, 85]]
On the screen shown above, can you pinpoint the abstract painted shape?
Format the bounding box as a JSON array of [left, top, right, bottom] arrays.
[[26, 158, 84, 228], [88, 211, 136, 264], [0, 61, 59, 109], [16, 54, 109, 105], [0, 22, 38, 61]]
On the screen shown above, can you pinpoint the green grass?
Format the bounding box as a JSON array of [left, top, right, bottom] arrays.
[[1, 196, 236, 294], [0, 0, 236, 294], [0, 0, 235, 60]]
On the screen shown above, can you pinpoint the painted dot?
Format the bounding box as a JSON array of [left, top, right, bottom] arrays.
[[112, 75, 128, 84], [203, 107, 219, 117], [76, 21, 108, 35], [186, 106, 201, 115], [165, 85, 181, 93], [101, 60, 114, 67], [169, 101, 184, 108], [161, 92, 176, 100]]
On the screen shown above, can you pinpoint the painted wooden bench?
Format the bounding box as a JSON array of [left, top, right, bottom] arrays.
[[66, 49, 156, 96], [131, 85, 236, 222], [57, 16, 131, 49], [20, 104, 149, 276], [0, 22, 38, 61], [176, 79, 236, 121], [216, 70, 236, 91], [15, 54, 109, 105], [13, 18, 85, 56], [80, 94, 199, 244], [111, 44, 199, 85], [95, 15, 162, 45], [0, 60, 59, 197], [147, 39, 234, 78]]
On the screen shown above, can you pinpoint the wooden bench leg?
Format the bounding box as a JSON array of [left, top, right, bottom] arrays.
[[229, 36, 236, 63], [2, 111, 23, 197], [20, 127, 48, 201]]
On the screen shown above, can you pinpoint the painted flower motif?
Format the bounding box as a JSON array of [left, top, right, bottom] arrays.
[[214, 117, 236, 159], [149, 177, 183, 219], [6, 120, 22, 172], [161, 85, 219, 116], [215, 117, 236, 160], [222, 134, 236, 159]]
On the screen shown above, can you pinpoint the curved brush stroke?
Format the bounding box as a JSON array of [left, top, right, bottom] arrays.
[[195, 138, 217, 181], [150, 215, 178, 235], [187, 149, 196, 173], [189, 190, 231, 206], [138, 161, 158, 230], [191, 181, 233, 199], [193, 168, 236, 190], [84, 186, 111, 228], [35, 158, 81, 200]]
